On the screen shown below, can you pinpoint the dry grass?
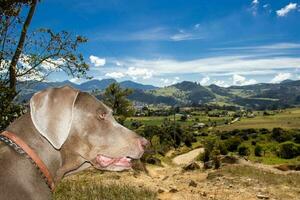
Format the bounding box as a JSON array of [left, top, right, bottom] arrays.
[[218, 165, 300, 186], [53, 170, 157, 200]]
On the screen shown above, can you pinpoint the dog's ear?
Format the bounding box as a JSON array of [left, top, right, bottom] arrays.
[[30, 86, 79, 149]]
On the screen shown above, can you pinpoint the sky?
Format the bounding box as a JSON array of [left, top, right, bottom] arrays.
[[30, 0, 300, 87]]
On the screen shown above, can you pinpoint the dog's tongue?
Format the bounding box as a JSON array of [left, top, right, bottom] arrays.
[[96, 155, 131, 168]]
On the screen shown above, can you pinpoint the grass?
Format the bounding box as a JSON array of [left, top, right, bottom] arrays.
[[53, 171, 157, 200], [217, 165, 300, 186], [125, 114, 232, 127], [216, 108, 300, 131]]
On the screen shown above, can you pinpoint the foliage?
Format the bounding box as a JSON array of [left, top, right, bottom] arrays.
[[254, 145, 263, 157], [1, 1, 89, 90], [104, 83, 134, 118], [180, 114, 187, 121], [271, 128, 293, 143], [0, 83, 26, 130], [225, 137, 241, 152], [0, 0, 89, 130], [238, 145, 250, 156], [278, 142, 300, 159]]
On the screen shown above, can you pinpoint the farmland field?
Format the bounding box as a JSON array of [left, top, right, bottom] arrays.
[[216, 108, 300, 131]]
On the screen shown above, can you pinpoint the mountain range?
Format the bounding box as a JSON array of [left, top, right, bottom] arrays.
[[16, 78, 300, 110]]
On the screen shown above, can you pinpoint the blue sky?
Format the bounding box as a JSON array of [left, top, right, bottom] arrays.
[[31, 0, 300, 87]]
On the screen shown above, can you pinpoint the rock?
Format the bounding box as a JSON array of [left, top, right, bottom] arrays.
[[183, 162, 200, 171], [257, 194, 270, 199], [158, 188, 164, 193], [202, 191, 207, 197], [275, 164, 300, 171], [188, 180, 197, 187], [169, 188, 178, 193], [204, 161, 214, 169]]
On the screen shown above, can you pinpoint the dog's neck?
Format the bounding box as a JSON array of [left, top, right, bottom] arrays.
[[6, 113, 62, 182]]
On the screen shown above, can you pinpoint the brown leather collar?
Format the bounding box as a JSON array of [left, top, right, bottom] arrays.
[[0, 131, 55, 192]]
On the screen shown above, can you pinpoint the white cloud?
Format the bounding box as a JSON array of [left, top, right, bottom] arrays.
[[120, 56, 300, 76], [126, 67, 153, 79], [276, 3, 297, 17], [213, 80, 230, 88], [89, 55, 106, 67], [214, 43, 300, 51], [160, 77, 180, 85], [200, 76, 210, 85], [232, 74, 257, 86], [105, 72, 125, 79], [250, 0, 259, 16], [69, 77, 83, 84], [194, 24, 201, 30], [115, 61, 122, 66], [170, 29, 204, 41], [270, 73, 292, 83]]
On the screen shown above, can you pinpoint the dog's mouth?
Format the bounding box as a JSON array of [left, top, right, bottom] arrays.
[[92, 154, 133, 171]]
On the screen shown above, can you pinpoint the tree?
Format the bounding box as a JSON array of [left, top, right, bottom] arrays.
[[103, 83, 134, 117], [1, 0, 89, 94], [8, 0, 38, 91], [0, 0, 89, 130]]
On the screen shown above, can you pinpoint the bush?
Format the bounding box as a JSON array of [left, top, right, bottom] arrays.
[[271, 128, 292, 143], [180, 114, 187, 121], [238, 145, 250, 156], [217, 142, 228, 155], [131, 121, 143, 129], [259, 128, 270, 134], [225, 137, 242, 152], [254, 145, 263, 157], [278, 142, 300, 159]]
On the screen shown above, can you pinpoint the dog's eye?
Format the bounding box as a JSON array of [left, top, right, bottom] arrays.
[[99, 112, 106, 120]]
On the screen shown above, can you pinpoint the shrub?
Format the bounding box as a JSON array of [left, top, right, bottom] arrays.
[[238, 145, 250, 156], [180, 114, 187, 121], [131, 121, 143, 129], [294, 132, 300, 144], [259, 128, 270, 134], [220, 132, 230, 140], [254, 145, 263, 157], [217, 142, 228, 155], [278, 142, 300, 159], [271, 127, 292, 142], [225, 137, 242, 152]]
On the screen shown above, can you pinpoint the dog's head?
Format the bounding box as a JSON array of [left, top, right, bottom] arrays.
[[30, 86, 148, 171]]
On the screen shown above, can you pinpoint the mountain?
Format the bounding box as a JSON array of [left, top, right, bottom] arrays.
[[148, 81, 215, 105], [120, 80, 158, 90], [78, 79, 117, 91], [15, 79, 158, 102], [15, 79, 300, 110]]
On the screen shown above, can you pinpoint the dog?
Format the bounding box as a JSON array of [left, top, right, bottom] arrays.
[[0, 86, 149, 200]]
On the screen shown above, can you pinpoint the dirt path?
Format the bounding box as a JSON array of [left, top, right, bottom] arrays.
[[172, 148, 204, 165], [66, 147, 300, 200]]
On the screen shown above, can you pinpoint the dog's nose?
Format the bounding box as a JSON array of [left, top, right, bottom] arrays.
[[139, 137, 150, 150]]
